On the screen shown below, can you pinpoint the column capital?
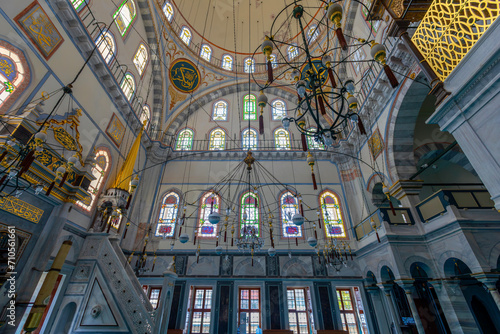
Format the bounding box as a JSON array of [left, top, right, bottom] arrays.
[[377, 282, 394, 295], [388, 180, 424, 200], [394, 279, 416, 293], [364, 285, 380, 295]]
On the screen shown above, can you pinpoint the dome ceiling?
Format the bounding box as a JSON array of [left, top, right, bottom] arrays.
[[172, 0, 326, 56]]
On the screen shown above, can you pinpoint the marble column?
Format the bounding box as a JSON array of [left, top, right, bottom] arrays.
[[472, 273, 500, 311], [439, 280, 480, 333], [365, 285, 390, 334], [154, 269, 178, 334], [429, 280, 465, 334], [377, 283, 402, 334], [395, 280, 425, 334]]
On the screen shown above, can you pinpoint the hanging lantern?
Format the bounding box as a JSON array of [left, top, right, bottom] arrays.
[[126, 175, 140, 209], [296, 80, 307, 98], [282, 117, 291, 130], [215, 245, 223, 255], [327, 3, 347, 51], [370, 41, 398, 88], [347, 94, 366, 135], [258, 91, 268, 135], [34, 127, 47, 153], [58, 163, 69, 187], [262, 36, 274, 83], [179, 233, 189, 244], [208, 211, 221, 224], [322, 54, 337, 88], [307, 152, 318, 190], [292, 213, 305, 226], [307, 237, 318, 247], [268, 247, 276, 257], [344, 79, 356, 94]]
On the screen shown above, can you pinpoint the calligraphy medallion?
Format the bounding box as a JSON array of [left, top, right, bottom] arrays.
[[169, 58, 200, 93]]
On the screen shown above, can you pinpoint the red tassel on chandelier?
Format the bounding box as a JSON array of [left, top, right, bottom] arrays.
[[336, 28, 348, 51], [299, 202, 304, 216], [318, 217, 322, 229], [318, 254, 322, 264], [296, 238, 298, 246], [123, 224, 129, 239], [18, 154, 36, 177], [251, 257, 254, 267], [0, 175, 7, 187], [375, 231, 381, 243], [193, 234, 197, 245], [389, 201, 396, 216], [327, 68, 337, 88], [46, 181, 55, 196], [216, 239, 219, 247], [152, 260, 156, 272], [126, 194, 133, 209], [301, 133, 308, 152], [224, 230, 227, 243], [231, 237, 234, 247], [259, 114, 264, 135], [318, 95, 326, 115], [357, 115, 366, 135], [178, 226, 182, 237], [267, 60, 273, 83], [384, 64, 399, 88], [311, 172, 318, 190], [314, 230, 318, 239], [19, 150, 34, 168]]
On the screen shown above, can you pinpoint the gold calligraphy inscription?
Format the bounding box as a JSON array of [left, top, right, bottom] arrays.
[[16, 2, 63, 59], [0, 195, 43, 223], [53, 127, 78, 151], [0, 59, 13, 77], [368, 128, 384, 159], [106, 113, 125, 147], [171, 65, 198, 91]]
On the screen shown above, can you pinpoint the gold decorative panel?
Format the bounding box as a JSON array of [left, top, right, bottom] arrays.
[[368, 128, 384, 159], [412, 0, 500, 81], [0, 196, 44, 223], [106, 113, 125, 147]]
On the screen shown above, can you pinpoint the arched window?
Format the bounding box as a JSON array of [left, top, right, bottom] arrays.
[[120, 73, 135, 101], [114, 0, 136, 36], [307, 25, 319, 43], [269, 54, 278, 69], [72, 0, 87, 11], [175, 128, 194, 151], [180, 27, 192, 46], [320, 191, 346, 238], [272, 100, 286, 120], [155, 192, 180, 237], [197, 191, 220, 238], [0, 44, 28, 111], [133, 44, 148, 75], [212, 100, 228, 121], [209, 128, 225, 150], [281, 192, 302, 238], [76, 149, 111, 211], [163, 1, 174, 21], [287, 44, 298, 60], [243, 94, 257, 121], [95, 31, 116, 64], [307, 128, 325, 150], [222, 54, 233, 71], [274, 128, 291, 150], [244, 57, 255, 73], [242, 128, 257, 150], [240, 192, 259, 236], [200, 44, 212, 62], [140, 104, 150, 129]]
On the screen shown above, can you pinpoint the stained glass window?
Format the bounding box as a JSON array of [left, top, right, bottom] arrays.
[[0, 46, 26, 109], [175, 128, 194, 151], [95, 31, 116, 64], [180, 27, 192, 46], [274, 128, 291, 150], [239, 288, 261, 334], [200, 44, 212, 62], [190, 288, 213, 334], [140, 105, 150, 129], [149, 288, 161, 309], [72, 0, 87, 11], [209, 128, 225, 150], [76, 149, 110, 211], [163, 2, 174, 21], [287, 288, 314, 334], [242, 128, 257, 150], [307, 128, 325, 150], [244, 57, 255, 73], [243, 94, 257, 121], [120, 73, 135, 101], [212, 100, 228, 121], [270, 54, 278, 68], [307, 25, 319, 43], [222, 55, 233, 71], [288, 45, 298, 60], [281, 192, 302, 238], [320, 191, 346, 238], [155, 192, 180, 237], [240, 192, 259, 236], [197, 192, 220, 238], [133, 44, 148, 75], [272, 99, 287, 120], [114, 0, 136, 36]]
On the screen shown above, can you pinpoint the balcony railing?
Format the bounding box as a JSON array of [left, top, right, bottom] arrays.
[[411, 0, 500, 81], [168, 138, 331, 152], [416, 189, 495, 223]]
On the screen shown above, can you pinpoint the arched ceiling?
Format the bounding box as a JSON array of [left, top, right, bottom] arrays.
[[171, 0, 326, 55]]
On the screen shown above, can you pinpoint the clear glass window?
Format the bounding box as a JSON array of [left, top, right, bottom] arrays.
[[120, 73, 135, 101], [95, 31, 116, 64], [212, 100, 228, 121], [272, 100, 287, 120], [242, 128, 258, 150], [274, 128, 291, 150], [222, 55, 233, 71], [163, 2, 174, 21], [180, 27, 192, 46], [200, 44, 212, 62], [133, 44, 148, 75], [244, 57, 255, 73]]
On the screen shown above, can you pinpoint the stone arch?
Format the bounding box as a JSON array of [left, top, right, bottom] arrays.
[[53, 301, 77, 334], [443, 257, 472, 278], [386, 72, 431, 181], [375, 259, 397, 282], [437, 250, 479, 277], [488, 241, 500, 271], [380, 265, 396, 282], [403, 255, 437, 279], [413, 142, 477, 176], [281, 257, 311, 277], [366, 270, 377, 284], [164, 82, 297, 136], [233, 257, 265, 276]]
